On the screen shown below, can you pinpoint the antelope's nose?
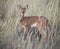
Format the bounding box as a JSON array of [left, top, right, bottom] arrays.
[[23, 12, 24, 13], [22, 11, 24, 14]]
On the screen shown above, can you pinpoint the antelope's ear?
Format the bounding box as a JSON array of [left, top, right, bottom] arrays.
[[17, 4, 22, 9], [26, 5, 29, 9]]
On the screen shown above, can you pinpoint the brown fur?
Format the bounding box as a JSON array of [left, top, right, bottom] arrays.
[[18, 5, 48, 41]]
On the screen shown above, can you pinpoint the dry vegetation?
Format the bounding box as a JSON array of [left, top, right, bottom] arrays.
[[0, 0, 60, 49]]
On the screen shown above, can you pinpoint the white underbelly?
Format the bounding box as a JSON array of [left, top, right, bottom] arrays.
[[31, 23, 37, 27]]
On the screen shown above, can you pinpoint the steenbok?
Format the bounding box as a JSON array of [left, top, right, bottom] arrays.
[[17, 5, 49, 41]]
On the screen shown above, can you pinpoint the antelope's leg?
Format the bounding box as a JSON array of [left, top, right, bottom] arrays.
[[24, 26, 30, 40], [37, 22, 47, 40], [38, 29, 48, 41]]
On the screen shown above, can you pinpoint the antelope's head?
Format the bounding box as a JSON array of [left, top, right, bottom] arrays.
[[17, 5, 28, 16]]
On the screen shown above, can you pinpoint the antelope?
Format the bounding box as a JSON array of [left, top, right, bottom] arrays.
[[17, 5, 49, 41]]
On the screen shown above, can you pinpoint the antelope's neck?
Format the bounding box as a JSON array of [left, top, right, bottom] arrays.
[[21, 13, 24, 17]]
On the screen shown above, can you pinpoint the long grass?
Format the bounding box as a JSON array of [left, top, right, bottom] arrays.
[[0, 0, 60, 49]]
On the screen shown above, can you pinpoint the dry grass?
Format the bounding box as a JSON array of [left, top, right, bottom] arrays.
[[0, 0, 60, 49]]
